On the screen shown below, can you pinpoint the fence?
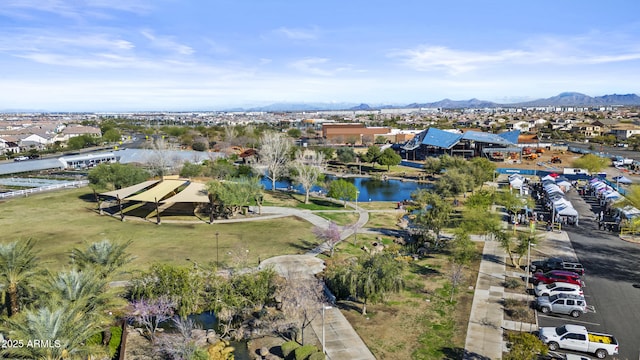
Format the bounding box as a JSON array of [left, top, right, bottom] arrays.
[[0, 180, 89, 199]]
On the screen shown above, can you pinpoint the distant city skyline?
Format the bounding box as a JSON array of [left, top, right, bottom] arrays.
[[1, 0, 640, 112]]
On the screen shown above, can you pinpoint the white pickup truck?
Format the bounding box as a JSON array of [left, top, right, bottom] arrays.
[[539, 324, 618, 359]]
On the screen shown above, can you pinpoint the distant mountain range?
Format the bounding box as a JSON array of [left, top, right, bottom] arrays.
[[242, 92, 640, 112]]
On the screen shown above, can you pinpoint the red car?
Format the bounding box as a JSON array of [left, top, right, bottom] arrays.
[[532, 270, 584, 287]]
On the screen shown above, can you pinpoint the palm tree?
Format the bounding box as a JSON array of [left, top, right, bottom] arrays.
[[47, 269, 123, 314], [71, 239, 135, 278], [0, 238, 41, 316], [1, 304, 104, 360]]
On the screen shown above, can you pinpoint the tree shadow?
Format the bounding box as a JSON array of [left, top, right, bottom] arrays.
[[287, 239, 320, 252], [409, 262, 440, 276], [455, 349, 491, 360], [482, 253, 506, 266]]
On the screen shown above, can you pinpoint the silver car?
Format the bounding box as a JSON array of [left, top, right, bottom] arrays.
[[536, 293, 587, 318]]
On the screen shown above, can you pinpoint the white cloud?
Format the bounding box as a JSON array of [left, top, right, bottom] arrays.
[[289, 58, 335, 76], [141, 30, 194, 56], [275, 27, 319, 40], [396, 33, 640, 74]]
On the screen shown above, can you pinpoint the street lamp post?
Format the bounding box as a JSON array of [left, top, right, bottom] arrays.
[[524, 241, 536, 290], [322, 305, 333, 354], [215, 232, 219, 267]]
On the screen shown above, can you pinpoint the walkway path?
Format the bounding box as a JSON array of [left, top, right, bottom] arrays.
[[257, 202, 376, 360], [463, 206, 580, 359]]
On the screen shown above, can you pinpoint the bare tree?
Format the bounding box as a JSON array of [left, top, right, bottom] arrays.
[[255, 132, 292, 190], [449, 263, 465, 302], [146, 136, 177, 179], [277, 273, 325, 344], [291, 150, 326, 203]]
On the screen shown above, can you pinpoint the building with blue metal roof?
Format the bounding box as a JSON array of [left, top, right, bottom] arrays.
[[401, 127, 521, 161]]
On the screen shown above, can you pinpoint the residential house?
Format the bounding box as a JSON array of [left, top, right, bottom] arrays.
[[55, 125, 102, 142], [610, 124, 640, 140], [0, 137, 21, 154], [571, 123, 602, 138]]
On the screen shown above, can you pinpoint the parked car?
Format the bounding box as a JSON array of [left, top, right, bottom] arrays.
[[539, 324, 618, 359], [535, 282, 583, 297], [13, 156, 29, 162], [533, 270, 584, 287], [531, 257, 585, 276], [536, 293, 587, 317]]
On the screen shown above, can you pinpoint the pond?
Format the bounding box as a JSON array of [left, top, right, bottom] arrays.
[[261, 176, 432, 202], [161, 311, 250, 360]]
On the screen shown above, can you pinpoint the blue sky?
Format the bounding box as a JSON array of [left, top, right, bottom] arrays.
[[1, 0, 640, 111]]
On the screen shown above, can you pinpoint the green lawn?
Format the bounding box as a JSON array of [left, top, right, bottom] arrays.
[[0, 188, 318, 276]]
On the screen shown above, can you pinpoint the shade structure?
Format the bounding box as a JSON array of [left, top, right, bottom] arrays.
[[126, 179, 189, 202], [613, 175, 633, 184], [100, 180, 161, 199], [541, 175, 556, 182], [161, 182, 210, 203]]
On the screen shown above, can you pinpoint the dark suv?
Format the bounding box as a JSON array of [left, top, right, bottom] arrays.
[[532, 270, 584, 287], [531, 257, 585, 276]]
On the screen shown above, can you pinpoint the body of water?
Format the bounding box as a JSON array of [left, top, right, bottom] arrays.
[[261, 176, 432, 202]]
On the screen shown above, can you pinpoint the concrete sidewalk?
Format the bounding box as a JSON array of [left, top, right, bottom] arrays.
[[463, 227, 577, 359]]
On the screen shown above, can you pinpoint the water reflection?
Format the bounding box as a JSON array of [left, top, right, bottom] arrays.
[[260, 176, 432, 202]]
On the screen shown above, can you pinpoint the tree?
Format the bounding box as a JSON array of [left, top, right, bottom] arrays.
[[192, 141, 207, 151], [46, 269, 116, 314], [255, 132, 292, 190], [102, 128, 121, 143], [376, 148, 402, 171], [207, 177, 264, 218], [127, 296, 176, 343], [360, 146, 381, 167], [423, 157, 442, 176], [571, 153, 610, 174], [493, 228, 519, 268], [435, 168, 474, 197], [291, 151, 326, 204], [71, 239, 135, 279], [503, 332, 548, 360], [0, 305, 103, 359], [180, 161, 204, 178], [88, 163, 149, 191], [468, 157, 496, 188], [0, 239, 41, 316], [146, 136, 177, 179], [313, 221, 342, 257], [410, 190, 452, 247], [326, 254, 404, 315], [327, 179, 358, 207], [336, 147, 356, 164], [287, 128, 302, 139], [129, 264, 204, 318], [278, 274, 324, 344], [375, 135, 387, 144]]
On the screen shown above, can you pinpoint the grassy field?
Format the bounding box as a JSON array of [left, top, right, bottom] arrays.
[[0, 187, 318, 276]]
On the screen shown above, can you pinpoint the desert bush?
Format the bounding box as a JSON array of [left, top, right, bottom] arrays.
[[281, 340, 300, 358], [503, 278, 521, 289]]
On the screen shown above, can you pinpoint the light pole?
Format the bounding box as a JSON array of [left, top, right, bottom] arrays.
[[322, 305, 333, 354], [215, 232, 219, 267], [524, 241, 536, 291]]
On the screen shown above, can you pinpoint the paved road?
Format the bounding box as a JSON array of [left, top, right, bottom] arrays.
[[536, 190, 640, 360]]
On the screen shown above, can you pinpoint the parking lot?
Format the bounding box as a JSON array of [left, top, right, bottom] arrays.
[[533, 189, 640, 360]]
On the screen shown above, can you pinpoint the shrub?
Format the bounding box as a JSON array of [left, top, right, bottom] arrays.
[[85, 332, 102, 346], [503, 278, 521, 289], [108, 326, 123, 359], [503, 298, 521, 308], [281, 341, 300, 359], [294, 345, 318, 360], [308, 352, 326, 360]]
